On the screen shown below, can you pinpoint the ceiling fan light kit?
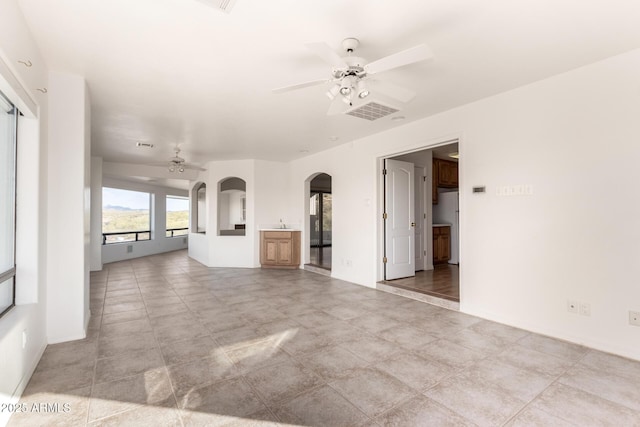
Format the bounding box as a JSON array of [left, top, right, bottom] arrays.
[[273, 37, 433, 118], [162, 146, 206, 173]]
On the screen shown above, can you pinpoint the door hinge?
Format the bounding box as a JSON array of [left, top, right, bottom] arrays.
[[382, 169, 387, 175], [383, 256, 388, 264], [423, 213, 426, 219], [383, 212, 388, 220], [423, 176, 427, 181], [424, 250, 427, 256]]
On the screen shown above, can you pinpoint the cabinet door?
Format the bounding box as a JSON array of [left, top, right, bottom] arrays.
[[436, 159, 458, 188], [438, 160, 450, 186], [264, 239, 279, 264], [432, 227, 451, 263], [450, 162, 458, 187], [432, 160, 438, 204], [276, 239, 292, 264]]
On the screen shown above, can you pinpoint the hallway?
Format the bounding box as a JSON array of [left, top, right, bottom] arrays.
[[10, 250, 640, 426]]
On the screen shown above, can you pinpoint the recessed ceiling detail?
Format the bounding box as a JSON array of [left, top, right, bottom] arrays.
[[346, 102, 399, 121]]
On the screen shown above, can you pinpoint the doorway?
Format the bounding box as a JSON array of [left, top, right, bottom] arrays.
[[380, 142, 460, 302], [309, 173, 332, 270]]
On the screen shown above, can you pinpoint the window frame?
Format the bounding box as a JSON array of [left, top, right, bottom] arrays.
[[101, 186, 152, 245], [165, 195, 190, 238], [0, 91, 17, 318]]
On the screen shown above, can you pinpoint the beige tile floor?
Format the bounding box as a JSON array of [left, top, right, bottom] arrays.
[[8, 250, 640, 426]]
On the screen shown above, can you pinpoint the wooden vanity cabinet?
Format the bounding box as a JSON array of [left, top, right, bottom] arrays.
[[260, 230, 301, 269]]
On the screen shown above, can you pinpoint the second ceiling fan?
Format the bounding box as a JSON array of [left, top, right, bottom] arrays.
[[273, 38, 433, 115]]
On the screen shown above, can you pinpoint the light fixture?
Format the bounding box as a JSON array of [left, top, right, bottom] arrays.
[[168, 164, 176, 172], [339, 85, 351, 96], [178, 166, 185, 173], [448, 152, 459, 159], [357, 80, 369, 99]]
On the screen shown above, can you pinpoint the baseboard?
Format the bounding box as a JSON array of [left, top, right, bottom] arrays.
[[1, 341, 47, 427]]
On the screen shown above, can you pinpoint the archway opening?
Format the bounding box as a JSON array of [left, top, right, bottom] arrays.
[[308, 173, 332, 270], [218, 177, 246, 236]]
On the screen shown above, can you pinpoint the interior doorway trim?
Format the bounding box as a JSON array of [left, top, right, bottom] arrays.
[[375, 135, 462, 287]]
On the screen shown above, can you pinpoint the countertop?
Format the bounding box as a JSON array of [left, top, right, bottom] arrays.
[[432, 223, 451, 227]]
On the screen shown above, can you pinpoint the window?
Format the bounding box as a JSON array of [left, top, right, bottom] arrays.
[[102, 187, 151, 244], [0, 91, 17, 317], [166, 196, 189, 237]]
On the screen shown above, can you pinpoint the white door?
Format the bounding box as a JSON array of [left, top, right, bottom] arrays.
[[414, 166, 425, 271], [384, 159, 415, 280]]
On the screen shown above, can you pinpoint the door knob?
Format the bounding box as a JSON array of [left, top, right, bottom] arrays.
[[411, 222, 416, 227]]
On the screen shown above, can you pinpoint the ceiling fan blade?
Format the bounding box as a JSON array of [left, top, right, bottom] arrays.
[[272, 78, 329, 94], [327, 98, 348, 115], [364, 44, 433, 74], [368, 79, 417, 103], [183, 164, 207, 171], [305, 42, 348, 69]]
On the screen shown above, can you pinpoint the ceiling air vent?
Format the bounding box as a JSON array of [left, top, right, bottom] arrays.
[[195, 0, 239, 13], [346, 102, 399, 121]]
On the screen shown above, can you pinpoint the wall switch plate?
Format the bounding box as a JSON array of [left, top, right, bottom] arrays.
[[630, 311, 640, 326], [567, 300, 579, 314], [580, 303, 591, 316]]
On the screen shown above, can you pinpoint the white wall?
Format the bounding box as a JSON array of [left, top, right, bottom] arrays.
[[46, 71, 91, 344], [0, 1, 50, 422], [187, 160, 253, 268], [187, 159, 290, 268], [286, 49, 640, 361], [100, 178, 189, 264]]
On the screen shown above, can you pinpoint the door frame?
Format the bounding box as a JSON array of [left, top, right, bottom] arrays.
[[376, 135, 462, 285]]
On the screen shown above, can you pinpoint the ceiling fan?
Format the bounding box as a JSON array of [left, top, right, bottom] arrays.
[[163, 147, 206, 173], [273, 38, 433, 115]]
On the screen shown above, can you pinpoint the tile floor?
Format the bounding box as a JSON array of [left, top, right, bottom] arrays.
[[9, 250, 640, 426]]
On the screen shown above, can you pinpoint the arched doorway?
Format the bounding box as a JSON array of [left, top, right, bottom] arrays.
[[308, 173, 332, 270]]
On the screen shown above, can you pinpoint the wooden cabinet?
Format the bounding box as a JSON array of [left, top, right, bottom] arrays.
[[433, 158, 458, 204], [434, 158, 458, 188], [432, 160, 438, 204], [260, 230, 301, 269], [433, 226, 451, 264]]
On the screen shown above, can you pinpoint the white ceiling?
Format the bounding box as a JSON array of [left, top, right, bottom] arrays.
[[17, 0, 640, 169]]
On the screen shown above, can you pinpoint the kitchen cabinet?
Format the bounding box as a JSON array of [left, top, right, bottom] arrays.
[[434, 158, 458, 188], [260, 230, 301, 269], [432, 160, 438, 204], [433, 225, 451, 264]]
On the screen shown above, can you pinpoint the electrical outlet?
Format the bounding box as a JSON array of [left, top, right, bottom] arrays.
[[567, 300, 579, 314], [630, 311, 640, 326], [579, 303, 591, 317]]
